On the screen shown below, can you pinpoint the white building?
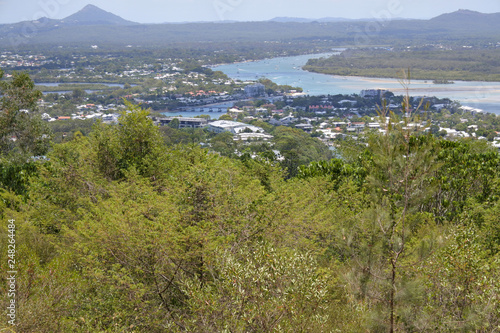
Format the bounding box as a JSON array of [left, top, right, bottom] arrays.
[[360, 89, 389, 98], [207, 120, 264, 134]]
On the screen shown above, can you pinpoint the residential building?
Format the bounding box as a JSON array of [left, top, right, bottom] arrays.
[[244, 83, 265, 97], [295, 123, 313, 132], [361, 89, 389, 98]]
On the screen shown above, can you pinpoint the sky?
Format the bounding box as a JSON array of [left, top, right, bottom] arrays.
[[0, 0, 499, 24]]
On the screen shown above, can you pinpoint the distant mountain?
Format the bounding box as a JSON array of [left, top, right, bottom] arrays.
[[269, 17, 379, 23], [61, 4, 137, 26], [269, 17, 317, 23], [429, 9, 500, 29], [270, 9, 500, 25], [1, 7, 500, 50]]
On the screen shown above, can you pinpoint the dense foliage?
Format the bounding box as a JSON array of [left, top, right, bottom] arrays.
[[1, 72, 500, 332]]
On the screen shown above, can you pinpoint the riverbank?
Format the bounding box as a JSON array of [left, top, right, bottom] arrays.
[[213, 53, 500, 114]]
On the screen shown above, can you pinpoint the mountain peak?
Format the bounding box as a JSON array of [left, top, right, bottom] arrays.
[[427, 9, 500, 32], [62, 4, 137, 26], [456, 9, 480, 14], [431, 9, 488, 20], [80, 4, 103, 12]]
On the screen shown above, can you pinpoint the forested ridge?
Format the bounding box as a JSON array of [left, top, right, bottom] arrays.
[[1, 71, 500, 332]]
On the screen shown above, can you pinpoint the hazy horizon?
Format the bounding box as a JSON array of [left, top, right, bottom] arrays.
[[0, 0, 499, 24]]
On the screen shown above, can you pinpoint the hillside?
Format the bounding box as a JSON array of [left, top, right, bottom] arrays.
[[61, 4, 138, 26], [428, 9, 500, 32], [1, 8, 500, 51]]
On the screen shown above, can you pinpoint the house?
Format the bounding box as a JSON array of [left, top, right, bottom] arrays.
[[234, 133, 273, 141], [280, 115, 297, 125], [346, 122, 365, 133], [338, 100, 357, 106], [368, 122, 381, 129], [361, 89, 389, 98], [295, 123, 313, 132], [319, 128, 342, 139], [102, 113, 120, 123], [244, 83, 265, 97], [351, 122, 365, 129], [228, 108, 244, 115]]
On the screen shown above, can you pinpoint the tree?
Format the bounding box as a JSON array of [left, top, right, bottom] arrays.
[[71, 88, 85, 101], [168, 117, 180, 129], [210, 131, 236, 157], [178, 243, 330, 332], [218, 114, 233, 121], [424, 139, 500, 222], [0, 70, 51, 159], [418, 224, 500, 331], [0, 70, 51, 195], [273, 126, 332, 178], [90, 101, 166, 180], [344, 71, 439, 331]]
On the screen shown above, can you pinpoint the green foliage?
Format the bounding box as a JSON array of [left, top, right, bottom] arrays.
[[167, 117, 180, 129], [178, 243, 330, 332], [90, 101, 166, 180], [0, 70, 52, 196], [48, 119, 95, 143], [425, 139, 500, 222], [418, 224, 500, 331], [297, 158, 367, 189], [273, 126, 332, 178], [0, 160, 38, 196], [257, 78, 303, 94], [0, 71, 51, 159], [218, 114, 233, 121], [210, 131, 237, 157]]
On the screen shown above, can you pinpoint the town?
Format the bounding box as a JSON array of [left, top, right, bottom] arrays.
[[3, 47, 500, 162]]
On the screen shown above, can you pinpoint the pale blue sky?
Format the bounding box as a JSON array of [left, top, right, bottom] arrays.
[[0, 0, 499, 24]]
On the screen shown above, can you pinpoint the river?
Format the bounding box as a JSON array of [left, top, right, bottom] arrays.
[[213, 53, 500, 115]]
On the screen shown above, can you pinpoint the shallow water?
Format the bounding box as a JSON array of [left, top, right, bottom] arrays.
[[214, 53, 500, 115]]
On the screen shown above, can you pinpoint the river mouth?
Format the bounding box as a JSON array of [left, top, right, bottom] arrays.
[[213, 53, 500, 114]]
